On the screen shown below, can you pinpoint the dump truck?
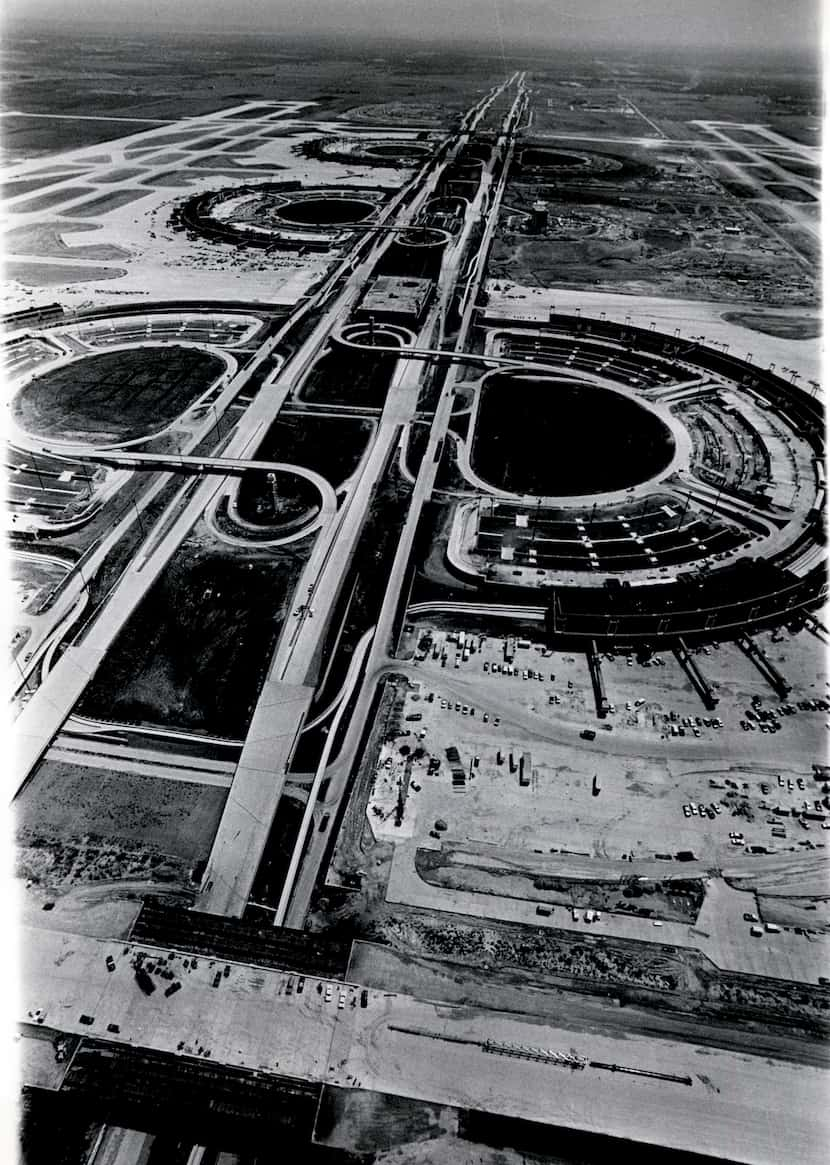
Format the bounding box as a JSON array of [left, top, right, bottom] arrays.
[[520, 751, 531, 786], [135, 967, 156, 996]]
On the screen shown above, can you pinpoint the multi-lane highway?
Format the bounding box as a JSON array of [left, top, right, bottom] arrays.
[[278, 78, 529, 927], [12, 71, 829, 1165], [198, 74, 526, 917], [10, 75, 518, 799]]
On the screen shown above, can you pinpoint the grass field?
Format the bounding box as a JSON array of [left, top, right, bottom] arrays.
[[5, 221, 132, 261], [2, 174, 84, 199], [248, 413, 373, 485], [70, 188, 152, 216], [78, 534, 309, 737], [12, 345, 224, 444], [4, 260, 126, 288], [15, 760, 227, 889], [235, 468, 321, 526], [16, 761, 227, 862], [9, 185, 96, 213], [11, 553, 70, 614], [301, 350, 396, 409]]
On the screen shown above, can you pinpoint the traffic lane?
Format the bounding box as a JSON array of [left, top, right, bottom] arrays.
[[334, 996, 828, 1165]]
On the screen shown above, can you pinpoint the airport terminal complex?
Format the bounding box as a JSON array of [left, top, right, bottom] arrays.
[[3, 36, 827, 1165]]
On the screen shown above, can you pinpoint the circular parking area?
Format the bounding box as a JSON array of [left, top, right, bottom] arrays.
[[12, 345, 225, 446], [274, 196, 377, 226], [471, 373, 676, 497], [364, 141, 431, 162]]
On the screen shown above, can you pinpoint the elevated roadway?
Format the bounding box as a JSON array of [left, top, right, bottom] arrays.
[[9, 75, 517, 799], [70, 449, 335, 478], [279, 77, 529, 928], [197, 74, 521, 917]]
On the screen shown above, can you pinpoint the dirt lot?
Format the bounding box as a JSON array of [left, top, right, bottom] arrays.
[[721, 309, 822, 339], [11, 553, 70, 614], [315, 1085, 456, 1153], [492, 207, 813, 306], [494, 78, 817, 308], [347, 939, 829, 1065], [15, 760, 227, 890], [317, 622, 827, 985], [414, 846, 703, 923], [376, 625, 827, 869], [12, 345, 225, 444]]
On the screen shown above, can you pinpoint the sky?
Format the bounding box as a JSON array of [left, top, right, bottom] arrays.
[[3, 0, 822, 55]]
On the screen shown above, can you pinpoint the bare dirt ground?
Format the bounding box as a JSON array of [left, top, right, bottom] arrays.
[[722, 308, 821, 339], [15, 759, 227, 892], [313, 619, 827, 997], [383, 627, 826, 869], [10, 553, 70, 615], [314, 1085, 457, 1153], [347, 940, 829, 1068], [18, 878, 180, 940]]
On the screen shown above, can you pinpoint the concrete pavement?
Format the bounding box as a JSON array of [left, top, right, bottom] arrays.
[[20, 925, 828, 1165]]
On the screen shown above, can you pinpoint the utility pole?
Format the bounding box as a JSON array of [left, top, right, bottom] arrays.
[[14, 655, 32, 696], [676, 491, 691, 531], [132, 500, 146, 539], [30, 452, 45, 491]]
